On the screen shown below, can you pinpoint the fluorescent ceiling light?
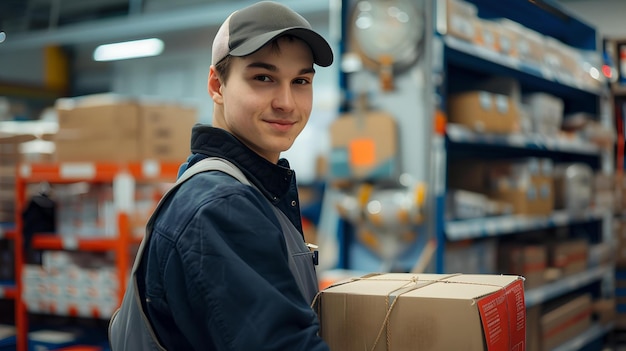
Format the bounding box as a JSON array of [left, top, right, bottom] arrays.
[[93, 38, 163, 61]]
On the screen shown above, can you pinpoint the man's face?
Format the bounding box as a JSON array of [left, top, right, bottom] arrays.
[[209, 36, 316, 163]]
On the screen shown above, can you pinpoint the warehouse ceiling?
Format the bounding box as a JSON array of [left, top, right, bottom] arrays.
[[0, 0, 330, 52], [0, 0, 131, 32], [1, 0, 623, 53]]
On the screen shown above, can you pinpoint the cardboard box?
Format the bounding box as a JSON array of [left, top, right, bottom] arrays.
[[541, 294, 592, 351], [526, 305, 541, 351], [499, 243, 547, 289], [316, 273, 525, 351], [486, 159, 554, 216], [448, 91, 519, 134], [54, 95, 196, 162], [548, 239, 588, 276], [488, 180, 553, 216], [446, 0, 479, 42], [328, 109, 398, 181], [140, 103, 195, 160]]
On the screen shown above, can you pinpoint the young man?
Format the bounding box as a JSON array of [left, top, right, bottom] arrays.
[[136, 1, 333, 350]]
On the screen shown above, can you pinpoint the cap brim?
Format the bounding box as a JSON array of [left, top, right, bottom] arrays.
[[229, 27, 333, 67]]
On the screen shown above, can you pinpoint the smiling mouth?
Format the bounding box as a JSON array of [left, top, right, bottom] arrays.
[[267, 120, 295, 132]]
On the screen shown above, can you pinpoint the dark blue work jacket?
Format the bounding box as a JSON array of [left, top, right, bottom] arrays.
[[136, 125, 329, 350]]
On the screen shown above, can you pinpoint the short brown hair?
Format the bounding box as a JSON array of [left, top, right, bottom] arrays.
[[214, 55, 234, 83], [214, 35, 301, 84]]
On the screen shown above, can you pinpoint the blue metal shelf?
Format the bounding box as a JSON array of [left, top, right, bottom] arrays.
[[465, 0, 596, 50], [552, 322, 613, 351], [445, 209, 605, 241], [444, 36, 602, 100], [446, 123, 601, 156], [525, 265, 612, 307]]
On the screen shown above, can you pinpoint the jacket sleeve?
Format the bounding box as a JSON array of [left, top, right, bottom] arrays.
[[156, 188, 329, 351]]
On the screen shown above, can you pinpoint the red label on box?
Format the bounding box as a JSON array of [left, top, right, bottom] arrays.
[[477, 279, 525, 351]]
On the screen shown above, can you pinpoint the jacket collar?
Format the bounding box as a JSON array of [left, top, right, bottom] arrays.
[[189, 124, 294, 203]]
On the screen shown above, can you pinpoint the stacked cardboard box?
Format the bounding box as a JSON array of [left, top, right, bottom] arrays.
[[447, 78, 521, 134], [487, 158, 554, 216], [23, 251, 119, 318], [542, 294, 593, 350], [0, 134, 34, 223], [54, 94, 197, 162], [526, 294, 594, 351], [448, 158, 554, 217], [446, 0, 603, 91], [499, 243, 547, 289], [547, 239, 589, 277]]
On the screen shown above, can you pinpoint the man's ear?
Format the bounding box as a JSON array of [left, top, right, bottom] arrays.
[[208, 66, 224, 104]]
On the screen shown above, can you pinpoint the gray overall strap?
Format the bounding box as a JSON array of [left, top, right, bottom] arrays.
[[109, 157, 318, 351], [185, 158, 319, 303]]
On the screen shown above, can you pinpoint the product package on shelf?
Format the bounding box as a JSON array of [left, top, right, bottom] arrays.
[[54, 183, 116, 238], [315, 273, 525, 351], [448, 157, 555, 217], [498, 242, 547, 290], [0, 134, 33, 223], [540, 293, 593, 351], [23, 251, 118, 319], [447, 77, 521, 134], [53, 181, 167, 240]]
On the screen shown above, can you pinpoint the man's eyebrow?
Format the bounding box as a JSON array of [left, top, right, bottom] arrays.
[[246, 62, 316, 75], [247, 62, 277, 71]]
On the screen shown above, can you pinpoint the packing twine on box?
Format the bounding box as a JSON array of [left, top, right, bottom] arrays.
[[312, 273, 520, 351]]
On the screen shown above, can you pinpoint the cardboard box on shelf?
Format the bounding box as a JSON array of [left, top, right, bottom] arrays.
[[140, 103, 195, 161], [522, 93, 564, 137], [541, 294, 592, 351], [445, 0, 479, 43], [553, 163, 593, 214], [498, 20, 545, 67], [615, 219, 626, 268], [488, 179, 553, 216], [447, 91, 519, 134], [54, 95, 197, 162], [447, 77, 521, 134], [316, 273, 525, 351], [526, 305, 541, 351], [485, 159, 554, 216], [328, 108, 398, 181], [498, 243, 547, 289], [548, 239, 589, 276], [593, 297, 616, 326]]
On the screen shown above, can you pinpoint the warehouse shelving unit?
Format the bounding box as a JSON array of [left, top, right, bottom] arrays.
[[13, 161, 179, 351], [435, 1, 613, 350], [335, 0, 614, 349]]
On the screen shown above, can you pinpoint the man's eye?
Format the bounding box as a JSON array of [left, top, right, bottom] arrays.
[[294, 78, 310, 85], [254, 75, 272, 82]]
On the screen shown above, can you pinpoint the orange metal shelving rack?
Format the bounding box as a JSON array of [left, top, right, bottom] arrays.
[[14, 161, 179, 351]]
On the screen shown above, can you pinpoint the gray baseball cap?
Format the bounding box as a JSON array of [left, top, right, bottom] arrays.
[[211, 1, 333, 67]]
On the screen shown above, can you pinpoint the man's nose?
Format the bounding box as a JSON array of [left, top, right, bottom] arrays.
[[272, 83, 296, 112]]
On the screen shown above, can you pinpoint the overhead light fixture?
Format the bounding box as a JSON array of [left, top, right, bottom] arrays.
[[0, 32, 6, 44], [93, 38, 164, 61]]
